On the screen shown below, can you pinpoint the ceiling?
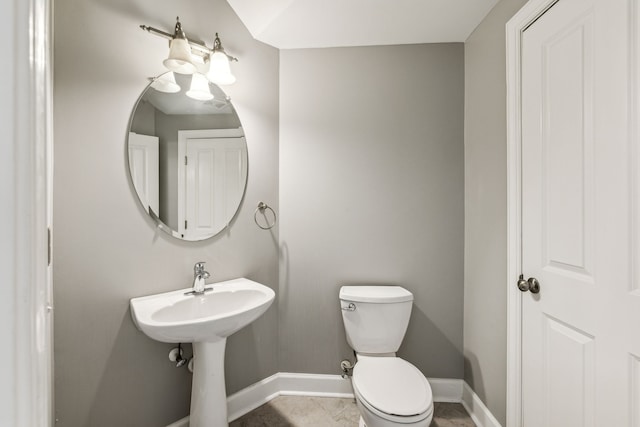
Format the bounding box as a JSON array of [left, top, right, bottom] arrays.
[[226, 0, 500, 49]]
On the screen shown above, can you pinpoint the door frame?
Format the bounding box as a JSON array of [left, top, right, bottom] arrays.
[[505, 1, 559, 426], [0, 0, 53, 425]]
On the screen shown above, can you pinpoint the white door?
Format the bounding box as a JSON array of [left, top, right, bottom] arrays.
[[128, 132, 160, 216], [521, 0, 639, 426], [181, 137, 246, 239]]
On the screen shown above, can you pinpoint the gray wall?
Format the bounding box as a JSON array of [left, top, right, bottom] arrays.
[[463, 0, 527, 424], [53, 0, 279, 426], [279, 45, 465, 378], [130, 100, 156, 135]]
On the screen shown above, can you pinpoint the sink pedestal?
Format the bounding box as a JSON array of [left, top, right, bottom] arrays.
[[129, 278, 275, 427], [190, 339, 228, 427]]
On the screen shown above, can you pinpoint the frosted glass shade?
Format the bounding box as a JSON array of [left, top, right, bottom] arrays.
[[186, 73, 214, 101], [151, 72, 180, 93], [207, 51, 236, 85], [163, 38, 196, 75]]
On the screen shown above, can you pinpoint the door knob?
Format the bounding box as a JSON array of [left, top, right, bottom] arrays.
[[517, 274, 541, 294], [527, 277, 540, 294]]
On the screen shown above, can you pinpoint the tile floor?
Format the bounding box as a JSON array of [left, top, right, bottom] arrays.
[[230, 396, 476, 427]]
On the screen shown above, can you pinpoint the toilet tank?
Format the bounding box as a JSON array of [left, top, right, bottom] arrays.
[[340, 286, 413, 354]]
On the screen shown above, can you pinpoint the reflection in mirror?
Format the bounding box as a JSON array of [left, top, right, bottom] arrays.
[[128, 72, 247, 241]]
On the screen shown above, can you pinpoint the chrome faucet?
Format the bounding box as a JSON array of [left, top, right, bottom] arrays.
[[191, 262, 211, 295]]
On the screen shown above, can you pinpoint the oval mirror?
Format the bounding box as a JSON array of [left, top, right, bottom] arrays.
[[127, 72, 247, 241]]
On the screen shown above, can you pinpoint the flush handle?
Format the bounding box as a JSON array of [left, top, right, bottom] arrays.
[[341, 303, 356, 311]]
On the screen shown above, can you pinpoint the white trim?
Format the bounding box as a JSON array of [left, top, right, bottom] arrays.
[[275, 372, 356, 398], [228, 373, 354, 421], [505, 1, 559, 427], [461, 382, 502, 427], [166, 373, 465, 426], [226, 373, 284, 421], [0, 0, 53, 426], [428, 378, 464, 402]]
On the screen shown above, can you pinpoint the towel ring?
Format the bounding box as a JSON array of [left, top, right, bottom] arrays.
[[254, 202, 277, 230]]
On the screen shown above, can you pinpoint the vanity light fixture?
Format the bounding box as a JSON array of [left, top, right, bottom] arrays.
[[186, 73, 214, 101], [141, 17, 238, 85]]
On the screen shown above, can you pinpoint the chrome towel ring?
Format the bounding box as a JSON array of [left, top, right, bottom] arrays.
[[254, 201, 277, 230]]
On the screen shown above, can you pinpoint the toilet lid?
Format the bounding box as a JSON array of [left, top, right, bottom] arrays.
[[352, 357, 432, 417]]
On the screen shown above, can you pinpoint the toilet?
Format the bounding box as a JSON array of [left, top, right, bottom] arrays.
[[340, 285, 433, 427]]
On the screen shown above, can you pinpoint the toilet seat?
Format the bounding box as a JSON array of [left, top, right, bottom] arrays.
[[353, 385, 433, 424], [352, 356, 433, 423]]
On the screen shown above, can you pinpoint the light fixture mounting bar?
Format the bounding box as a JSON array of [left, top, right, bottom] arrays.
[[140, 24, 212, 57]]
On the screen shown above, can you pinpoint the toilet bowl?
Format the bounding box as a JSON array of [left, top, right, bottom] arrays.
[[352, 356, 433, 427], [339, 286, 434, 427]]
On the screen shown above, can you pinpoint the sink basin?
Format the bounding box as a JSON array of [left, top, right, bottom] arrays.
[[130, 277, 275, 343]]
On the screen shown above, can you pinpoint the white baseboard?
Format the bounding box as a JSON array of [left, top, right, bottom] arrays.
[[429, 377, 464, 402], [166, 373, 472, 427], [166, 372, 353, 427], [228, 372, 354, 421], [461, 382, 503, 427]]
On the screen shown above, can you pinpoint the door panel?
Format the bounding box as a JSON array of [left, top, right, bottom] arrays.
[[521, 0, 637, 426], [542, 16, 593, 274], [193, 145, 216, 231], [543, 316, 594, 427]]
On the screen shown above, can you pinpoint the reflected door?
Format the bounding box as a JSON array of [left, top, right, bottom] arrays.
[[128, 132, 159, 216], [178, 132, 247, 240], [521, 0, 640, 425]]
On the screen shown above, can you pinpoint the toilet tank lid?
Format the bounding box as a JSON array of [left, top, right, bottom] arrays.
[[339, 286, 413, 303]]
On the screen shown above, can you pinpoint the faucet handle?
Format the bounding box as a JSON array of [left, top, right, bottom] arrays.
[[194, 262, 206, 273]]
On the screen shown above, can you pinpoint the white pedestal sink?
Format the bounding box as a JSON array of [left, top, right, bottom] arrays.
[[130, 278, 275, 427]]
